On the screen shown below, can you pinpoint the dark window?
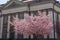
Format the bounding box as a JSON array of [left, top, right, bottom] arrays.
[[2, 15, 8, 39], [10, 14, 16, 39], [0, 10, 1, 12], [18, 12, 24, 19]]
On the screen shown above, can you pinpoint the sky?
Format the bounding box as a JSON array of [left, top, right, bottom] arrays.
[[0, 0, 9, 4], [0, 0, 60, 4]]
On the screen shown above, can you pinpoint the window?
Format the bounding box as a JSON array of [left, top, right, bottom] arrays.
[[2, 15, 8, 39], [18, 12, 24, 19], [10, 14, 16, 39]]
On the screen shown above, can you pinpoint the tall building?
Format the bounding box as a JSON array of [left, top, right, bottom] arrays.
[[0, 0, 60, 40]]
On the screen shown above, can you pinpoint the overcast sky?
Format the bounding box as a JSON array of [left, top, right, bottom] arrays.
[[0, 0, 9, 4], [0, 0, 60, 4]]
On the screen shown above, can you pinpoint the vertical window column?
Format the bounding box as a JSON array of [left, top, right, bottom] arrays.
[[10, 14, 16, 39], [2, 15, 8, 39], [57, 13, 60, 40]]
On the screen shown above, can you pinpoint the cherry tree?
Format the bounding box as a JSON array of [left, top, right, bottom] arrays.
[[25, 12, 53, 40], [10, 11, 53, 40], [25, 11, 53, 35]]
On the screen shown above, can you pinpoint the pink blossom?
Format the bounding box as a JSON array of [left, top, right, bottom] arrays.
[[10, 11, 53, 36]]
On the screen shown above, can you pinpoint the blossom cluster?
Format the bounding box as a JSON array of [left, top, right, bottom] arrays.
[[10, 11, 53, 36]]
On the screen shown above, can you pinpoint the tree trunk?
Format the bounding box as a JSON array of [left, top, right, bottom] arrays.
[[47, 35, 49, 40], [57, 34, 60, 40], [33, 34, 37, 40], [37, 34, 44, 40], [41, 35, 44, 40], [29, 35, 30, 40], [33, 34, 44, 40], [17, 34, 23, 40]]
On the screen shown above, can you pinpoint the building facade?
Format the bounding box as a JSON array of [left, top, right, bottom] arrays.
[[0, 0, 60, 40]]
